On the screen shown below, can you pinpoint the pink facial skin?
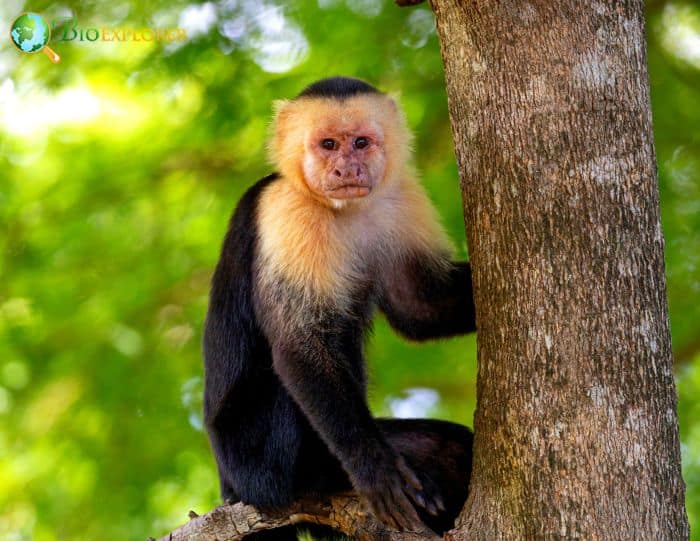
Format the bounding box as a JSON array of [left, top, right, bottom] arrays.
[[303, 124, 386, 201]]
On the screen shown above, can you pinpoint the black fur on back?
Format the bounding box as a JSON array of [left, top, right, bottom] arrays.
[[297, 76, 380, 100]]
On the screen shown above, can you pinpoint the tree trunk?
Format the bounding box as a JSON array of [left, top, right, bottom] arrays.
[[429, 1, 689, 539]]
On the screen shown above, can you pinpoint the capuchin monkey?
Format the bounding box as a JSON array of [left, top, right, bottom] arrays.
[[203, 77, 476, 538]]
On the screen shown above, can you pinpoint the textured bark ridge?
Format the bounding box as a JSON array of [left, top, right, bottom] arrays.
[[430, 0, 689, 539]]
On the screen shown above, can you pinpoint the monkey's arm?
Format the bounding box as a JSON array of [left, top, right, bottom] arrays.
[[203, 175, 299, 506], [203, 175, 278, 428], [378, 255, 476, 340], [270, 332, 442, 531]]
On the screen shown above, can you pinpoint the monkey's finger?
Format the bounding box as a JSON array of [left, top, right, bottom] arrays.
[[429, 490, 445, 514], [381, 512, 400, 531], [392, 489, 425, 531], [412, 471, 445, 514], [371, 497, 400, 531], [400, 477, 430, 512], [425, 492, 444, 515], [435, 493, 446, 512], [383, 490, 409, 530], [407, 488, 437, 516], [361, 488, 404, 531], [391, 506, 417, 532], [396, 457, 423, 491], [396, 507, 427, 533], [420, 486, 441, 515], [422, 495, 438, 516]]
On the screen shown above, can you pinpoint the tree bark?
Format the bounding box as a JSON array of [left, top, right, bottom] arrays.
[[152, 494, 439, 541], [429, 1, 689, 539]]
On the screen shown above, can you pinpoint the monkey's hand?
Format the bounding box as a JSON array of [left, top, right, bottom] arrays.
[[352, 452, 444, 532]]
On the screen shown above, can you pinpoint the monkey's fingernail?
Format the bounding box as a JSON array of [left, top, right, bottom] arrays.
[[406, 473, 423, 490], [397, 459, 423, 490], [415, 493, 426, 507]]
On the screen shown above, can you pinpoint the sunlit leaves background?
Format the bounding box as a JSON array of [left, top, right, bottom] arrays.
[[0, 1, 698, 539]]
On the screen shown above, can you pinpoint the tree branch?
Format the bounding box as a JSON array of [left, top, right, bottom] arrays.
[[395, 0, 426, 6], [153, 493, 441, 541]]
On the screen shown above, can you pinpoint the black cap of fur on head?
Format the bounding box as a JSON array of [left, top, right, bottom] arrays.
[[297, 77, 381, 99]]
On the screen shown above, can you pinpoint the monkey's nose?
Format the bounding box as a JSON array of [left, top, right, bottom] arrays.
[[332, 167, 363, 179]]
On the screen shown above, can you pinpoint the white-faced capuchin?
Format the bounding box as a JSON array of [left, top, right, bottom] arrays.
[[203, 77, 476, 539]]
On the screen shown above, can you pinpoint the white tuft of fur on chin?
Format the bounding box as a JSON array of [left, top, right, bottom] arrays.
[[330, 198, 348, 209]]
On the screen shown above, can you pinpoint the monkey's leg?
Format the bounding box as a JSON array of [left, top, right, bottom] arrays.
[[293, 424, 352, 496]]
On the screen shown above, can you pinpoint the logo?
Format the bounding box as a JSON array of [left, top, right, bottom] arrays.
[[55, 20, 188, 43], [9, 13, 188, 64], [10, 12, 60, 63]]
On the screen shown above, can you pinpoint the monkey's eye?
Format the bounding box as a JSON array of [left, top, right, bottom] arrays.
[[354, 137, 369, 150], [321, 138, 338, 151]]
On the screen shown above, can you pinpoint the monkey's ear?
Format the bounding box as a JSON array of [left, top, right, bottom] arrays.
[[386, 92, 402, 112], [271, 99, 292, 121], [382, 91, 414, 157], [268, 99, 293, 167]]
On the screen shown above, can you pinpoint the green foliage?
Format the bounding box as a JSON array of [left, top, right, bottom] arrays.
[[0, 1, 698, 539], [297, 530, 350, 541]]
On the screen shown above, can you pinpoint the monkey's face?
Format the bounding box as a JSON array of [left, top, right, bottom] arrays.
[[270, 94, 411, 206], [302, 122, 386, 202]]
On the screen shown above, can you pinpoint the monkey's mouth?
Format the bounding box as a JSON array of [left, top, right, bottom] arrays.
[[327, 184, 372, 199]]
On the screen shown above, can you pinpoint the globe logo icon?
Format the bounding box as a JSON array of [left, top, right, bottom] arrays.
[[10, 12, 61, 63]]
